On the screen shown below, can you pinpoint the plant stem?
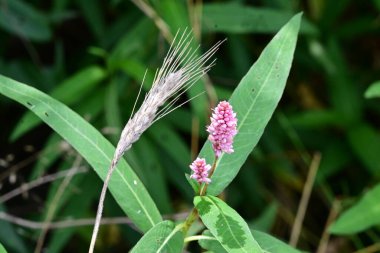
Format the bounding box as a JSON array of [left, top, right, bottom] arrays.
[[182, 207, 198, 234], [199, 156, 218, 196]]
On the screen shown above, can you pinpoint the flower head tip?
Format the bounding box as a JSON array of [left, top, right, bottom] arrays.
[[207, 101, 238, 157]]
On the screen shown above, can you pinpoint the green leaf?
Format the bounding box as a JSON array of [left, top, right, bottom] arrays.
[[130, 221, 184, 253], [202, 3, 316, 35], [199, 230, 302, 253], [0, 205, 27, 253], [348, 124, 380, 175], [250, 202, 278, 232], [329, 183, 380, 234], [0, 243, 7, 253], [46, 173, 101, 253], [194, 195, 263, 253], [11, 66, 106, 140], [195, 13, 302, 195], [251, 230, 302, 253], [0, 74, 162, 233], [199, 230, 228, 253], [0, 0, 51, 41], [364, 81, 380, 99]]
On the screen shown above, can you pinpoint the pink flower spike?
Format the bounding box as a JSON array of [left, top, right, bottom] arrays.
[[190, 158, 212, 184], [207, 101, 238, 157]]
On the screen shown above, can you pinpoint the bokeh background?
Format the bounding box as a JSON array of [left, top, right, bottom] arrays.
[[1, 0, 380, 252]]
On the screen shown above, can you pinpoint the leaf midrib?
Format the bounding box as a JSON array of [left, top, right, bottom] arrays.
[[2, 80, 156, 228], [207, 196, 249, 253]]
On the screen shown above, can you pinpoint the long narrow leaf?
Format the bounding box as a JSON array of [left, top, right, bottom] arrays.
[[0, 75, 162, 233], [195, 13, 302, 195]]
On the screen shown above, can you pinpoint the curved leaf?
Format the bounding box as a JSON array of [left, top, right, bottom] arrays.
[[195, 14, 302, 195], [364, 80, 380, 99], [252, 230, 301, 253], [0, 243, 7, 253], [131, 221, 184, 253], [199, 230, 301, 253], [203, 3, 315, 35], [0, 0, 51, 41], [0, 75, 162, 233], [329, 183, 380, 234], [11, 66, 106, 140], [194, 195, 263, 253]]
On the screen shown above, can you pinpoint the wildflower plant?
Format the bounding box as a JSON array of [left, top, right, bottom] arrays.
[[0, 12, 302, 253]]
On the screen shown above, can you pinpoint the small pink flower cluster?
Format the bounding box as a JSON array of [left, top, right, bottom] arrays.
[[189, 158, 211, 184], [207, 101, 238, 157], [189, 101, 237, 185]]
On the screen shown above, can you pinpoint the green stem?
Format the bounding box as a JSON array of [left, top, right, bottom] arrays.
[[199, 156, 218, 196], [182, 207, 198, 234]]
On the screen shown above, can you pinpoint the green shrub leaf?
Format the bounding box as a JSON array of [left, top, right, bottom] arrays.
[[0, 75, 162, 233], [194, 195, 263, 253]]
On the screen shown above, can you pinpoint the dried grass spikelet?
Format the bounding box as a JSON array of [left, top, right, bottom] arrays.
[[88, 30, 223, 253], [114, 31, 223, 162]]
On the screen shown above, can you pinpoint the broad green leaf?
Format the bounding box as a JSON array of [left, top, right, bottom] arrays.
[[0, 75, 162, 233], [202, 3, 316, 35], [195, 14, 302, 195], [251, 230, 302, 253], [0, 243, 7, 253], [194, 195, 263, 253], [199, 230, 301, 253], [329, 183, 380, 234], [11, 66, 106, 140], [130, 221, 184, 253], [364, 81, 380, 98], [0, 0, 51, 41]]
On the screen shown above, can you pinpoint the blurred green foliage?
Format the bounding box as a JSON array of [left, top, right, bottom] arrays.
[[0, 0, 379, 252]]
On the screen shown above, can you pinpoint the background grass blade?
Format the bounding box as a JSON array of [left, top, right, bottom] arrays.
[[195, 13, 302, 195], [130, 221, 184, 253], [195, 195, 263, 253], [202, 3, 316, 35], [10, 66, 106, 140], [0, 75, 162, 233], [329, 183, 380, 234], [0, 243, 7, 253]]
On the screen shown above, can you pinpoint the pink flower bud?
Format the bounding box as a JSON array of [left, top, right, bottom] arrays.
[[190, 158, 211, 184], [207, 101, 237, 157]]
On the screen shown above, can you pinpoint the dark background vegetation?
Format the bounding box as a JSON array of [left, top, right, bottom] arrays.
[[1, 0, 380, 252]]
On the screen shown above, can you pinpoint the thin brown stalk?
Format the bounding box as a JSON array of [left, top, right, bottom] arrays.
[[131, 0, 173, 41], [0, 166, 88, 203], [0, 211, 190, 230], [290, 152, 321, 247], [353, 243, 380, 253], [34, 155, 83, 253], [316, 199, 341, 253]]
